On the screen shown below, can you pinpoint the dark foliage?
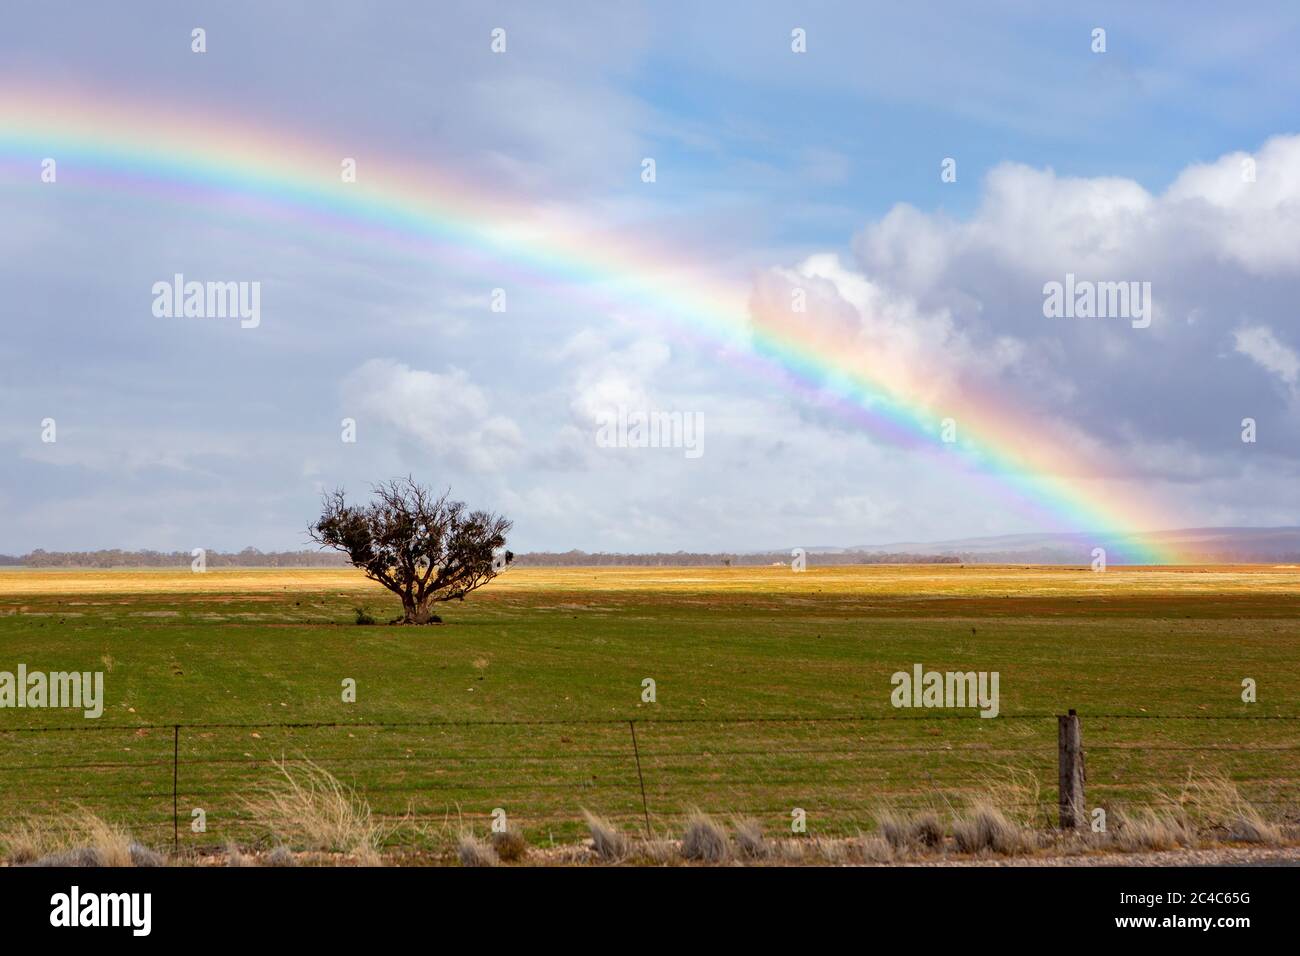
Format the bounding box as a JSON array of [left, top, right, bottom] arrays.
[[310, 477, 512, 625]]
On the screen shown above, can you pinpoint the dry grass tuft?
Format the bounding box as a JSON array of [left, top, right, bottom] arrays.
[[224, 842, 256, 867], [639, 837, 679, 864], [731, 817, 769, 860], [457, 832, 498, 867], [1105, 770, 1283, 853], [877, 808, 944, 851], [805, 836, 847, 864], [582, 810, 630, 862], [1166, 771, 1281, 845], [240, 758, 385, 864], [952, 802, 1033, 855], [128, 842, 165, 867], [1223, 812, 1282, 845], [850, 832, 894, 863], [769, 838, 806, 863], [910, 811, 946, 848], [975, 766, 1047, 829], [1, 809, 140, 867], [680, 810, 728, 863], [1, 817, 58, 865], [1114, 808, 1191, 852], [265, 845, 298, 867], [876, 809, 910, 850]]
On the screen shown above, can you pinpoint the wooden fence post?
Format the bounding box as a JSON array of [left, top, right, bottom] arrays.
[[1057, 709, 1085, 829]]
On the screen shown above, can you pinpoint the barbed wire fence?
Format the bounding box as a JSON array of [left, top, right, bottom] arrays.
[[0, 711, 1296, 852]]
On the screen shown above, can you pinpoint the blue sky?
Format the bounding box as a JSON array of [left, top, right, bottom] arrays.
[[2, 2, 1298, 553]]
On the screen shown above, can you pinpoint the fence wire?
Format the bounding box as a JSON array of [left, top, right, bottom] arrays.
[[0, 713, 1295, 848]]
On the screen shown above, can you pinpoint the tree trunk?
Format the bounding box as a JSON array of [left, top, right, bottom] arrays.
[[401, 595, 441, 624]]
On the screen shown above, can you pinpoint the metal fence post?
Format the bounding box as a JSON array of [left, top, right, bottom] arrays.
[[628, 720, 651, 838], [173, 724, 180, 852]]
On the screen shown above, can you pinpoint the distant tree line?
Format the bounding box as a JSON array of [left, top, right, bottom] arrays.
[[513, 550, 962, 567], [9, 547, 1296, 568], [10, 548, 351, 568], [1, 548, 962, 568]]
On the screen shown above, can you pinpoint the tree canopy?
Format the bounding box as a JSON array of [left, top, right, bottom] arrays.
[[310, 477, 512, 624]]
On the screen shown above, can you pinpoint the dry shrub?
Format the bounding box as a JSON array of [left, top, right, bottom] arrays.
[[1, 809, 140, 867], [680, 811, 728, 863], [491, 827, 529, 862], [732, 817, 769, 860], [582, 810, 630, 862], [457, 833, 498, 867], [241, 757, 385, 864]]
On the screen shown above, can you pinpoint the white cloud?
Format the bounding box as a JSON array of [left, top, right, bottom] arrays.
[[813, 136, 1300, 473], [1165, 137, 1300, 273], [563, 332, 672, 424], [859, 135, 1300, 286], [750, 252, 1027, 411], [341, 359, 523, 472], [1234, 325, 1300, 393]]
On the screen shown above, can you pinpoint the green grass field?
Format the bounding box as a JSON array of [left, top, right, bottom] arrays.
[[1, 565, 1297, 852]]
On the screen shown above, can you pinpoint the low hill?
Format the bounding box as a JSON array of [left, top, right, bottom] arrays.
[[838, 527, 1300, 565]]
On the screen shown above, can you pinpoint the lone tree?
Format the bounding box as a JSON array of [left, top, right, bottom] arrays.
[[310, 477, 513, 624]]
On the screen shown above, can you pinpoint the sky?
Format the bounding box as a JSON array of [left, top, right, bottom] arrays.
[[1, 1, 1298, 554]]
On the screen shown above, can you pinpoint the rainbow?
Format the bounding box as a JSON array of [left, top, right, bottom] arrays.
[[0, 84, 1187, 563]]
